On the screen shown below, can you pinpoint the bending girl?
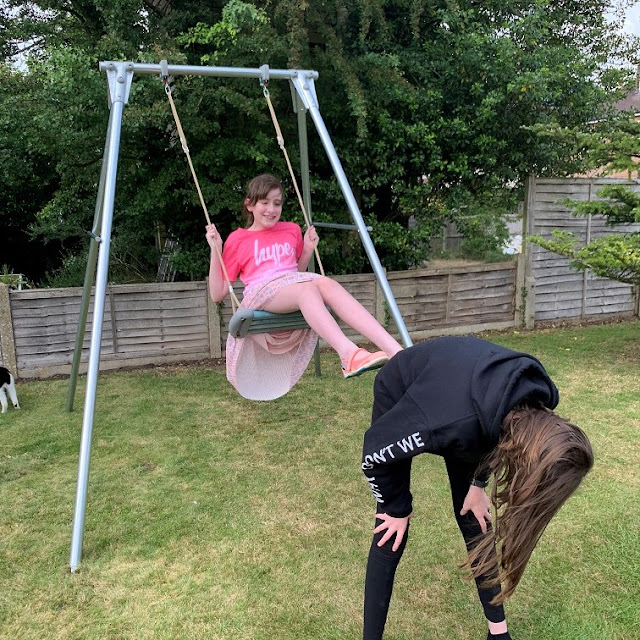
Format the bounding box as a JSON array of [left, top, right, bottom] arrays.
[[361, 336, 594, 640], [206, 174, 403, 400]]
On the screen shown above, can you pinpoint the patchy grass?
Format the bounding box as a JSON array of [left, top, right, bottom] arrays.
[[0, 321, 638, 639]]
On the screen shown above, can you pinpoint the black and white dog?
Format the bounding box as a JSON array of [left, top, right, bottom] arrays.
[[0, 367, 20, 413]]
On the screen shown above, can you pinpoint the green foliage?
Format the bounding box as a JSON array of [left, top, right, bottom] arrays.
[[0, 64, 61, 279], [445, 189, 518, 261], [177, 0, 268, 64], [1, 0, 638, 285], [458, 232, 513, 263], [0, 265, 31, 289], [561, 184, 640, 224], [531, 229, 640, 285], [570, 233, 640, 285], [366, 217, 434, 272], [528, 61, 640, 287], [530, 116, 640, 177]]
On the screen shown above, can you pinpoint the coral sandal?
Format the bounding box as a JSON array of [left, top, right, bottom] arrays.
[[342, 348, 389, 379]]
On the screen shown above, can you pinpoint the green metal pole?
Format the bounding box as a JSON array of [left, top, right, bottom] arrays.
[[65, 117, 112, 412]]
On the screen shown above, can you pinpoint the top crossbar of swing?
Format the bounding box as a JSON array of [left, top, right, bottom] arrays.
[[99, 61, 319, 82]]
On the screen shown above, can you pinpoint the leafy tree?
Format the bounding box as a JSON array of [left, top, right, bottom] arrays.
[[149, 0, 640, 277], [1, 0, 638, 285], [0, 64, 60, 279], [0, 0, 174, 284]]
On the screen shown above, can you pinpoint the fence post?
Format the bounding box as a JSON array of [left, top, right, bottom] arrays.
[[374, 269, 387, 326], [206, 279, 222, 358], [108, 284, 119, 353], [580, 182, 594, 320], [515, 251, 526, 328], [524, 276, 536, 329], [0, 283, 18, 375], [445, 273, 453, 323], [521, 174, 537, 329]]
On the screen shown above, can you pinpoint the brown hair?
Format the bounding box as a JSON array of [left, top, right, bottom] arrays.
[[464, 404, 594, 604], [242, 174, 284, 227]]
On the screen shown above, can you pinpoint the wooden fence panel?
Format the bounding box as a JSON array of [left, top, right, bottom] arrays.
[[110, 284, 208, 358], [10, 282, 211, 378], [585, 276, 637, 315], [526, 177, 640, 323], [219, 265, 518, 343], [3, 208, 637, 379], [3, 263, 519, 378], [332, 274, 379, 340], [387, 263, 516, 337], [11, 288, 114, 375]]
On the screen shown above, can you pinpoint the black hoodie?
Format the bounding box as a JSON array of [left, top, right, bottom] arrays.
[[362, 337, 559, 518]]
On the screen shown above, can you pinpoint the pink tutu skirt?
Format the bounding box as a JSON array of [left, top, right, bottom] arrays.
[[226, 272, 321, 401]]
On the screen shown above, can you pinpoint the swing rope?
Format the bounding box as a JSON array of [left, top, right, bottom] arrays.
[[163, 78, 242, 311], [261, 82, 325, 277]]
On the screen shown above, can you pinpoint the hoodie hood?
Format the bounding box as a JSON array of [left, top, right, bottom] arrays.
[[471, 351, 559, 443]]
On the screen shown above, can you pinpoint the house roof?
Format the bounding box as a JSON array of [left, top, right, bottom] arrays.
[[614, 90, 640, 115]]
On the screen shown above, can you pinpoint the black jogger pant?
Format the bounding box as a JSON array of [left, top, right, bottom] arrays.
[[363, 456, 505, 640]]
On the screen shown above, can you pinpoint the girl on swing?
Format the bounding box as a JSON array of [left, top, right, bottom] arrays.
[[206, 173, 403, 400]]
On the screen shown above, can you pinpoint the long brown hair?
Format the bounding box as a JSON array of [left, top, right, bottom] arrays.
[[464, 404, 594, 604], [242, 174, 284, 227]]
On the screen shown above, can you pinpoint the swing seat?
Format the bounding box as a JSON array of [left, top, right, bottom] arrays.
[[228, 309, 311, 338]]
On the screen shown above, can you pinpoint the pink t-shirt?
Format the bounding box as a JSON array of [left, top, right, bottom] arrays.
[[222, 221, 304, 289]]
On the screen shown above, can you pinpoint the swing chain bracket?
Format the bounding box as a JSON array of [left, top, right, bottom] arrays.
[[160, 59, 172, 93], [259, 64, 270, 95]]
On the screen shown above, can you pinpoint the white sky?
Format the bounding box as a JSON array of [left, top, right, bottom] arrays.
[[627, 3, 640, 33], [621, 3, 640, 34], [610, 2, 640, 35]]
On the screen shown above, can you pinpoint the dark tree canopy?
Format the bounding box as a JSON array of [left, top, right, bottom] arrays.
[[1, 0, 637, 285]]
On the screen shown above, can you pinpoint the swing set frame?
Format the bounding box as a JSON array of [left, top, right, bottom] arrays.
[[66, 60, 413, 572]]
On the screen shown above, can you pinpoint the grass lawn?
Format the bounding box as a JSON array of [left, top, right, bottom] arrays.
[[1, 321, 638, 640]]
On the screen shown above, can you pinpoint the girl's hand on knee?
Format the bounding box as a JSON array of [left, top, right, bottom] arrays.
[[460, 485, 492, 533], [374, 512, 413, 551]]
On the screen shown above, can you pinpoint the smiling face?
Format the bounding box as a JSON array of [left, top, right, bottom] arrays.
[[246, 187, 283, 231]]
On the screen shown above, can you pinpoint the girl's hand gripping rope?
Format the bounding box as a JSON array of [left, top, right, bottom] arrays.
[[303, 225, 319, 251], [206, 223, 223, 252]]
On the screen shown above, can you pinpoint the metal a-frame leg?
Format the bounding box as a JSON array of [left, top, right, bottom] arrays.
[[69, 62, 133, 572], [290, 75, 413, 348], [65, 117, 113, 412]]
